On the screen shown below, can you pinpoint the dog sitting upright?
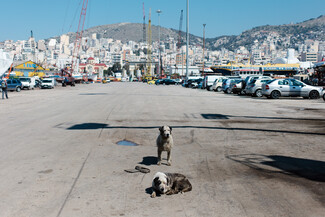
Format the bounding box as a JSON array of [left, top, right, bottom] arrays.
[[156, 126, 173, 166]]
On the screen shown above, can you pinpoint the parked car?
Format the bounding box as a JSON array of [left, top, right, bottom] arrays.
[[246, 77, 273, 97], [155, 79, 163, 85], [261, 79, 323, 99], [231, 80, 245, 94], [189, 78, 203, 88], [147, 79, 157, 85], [19, 77, 35, 90], [204, 75, 224, 90], [222, 78, 242, 94], [243, 76, 271, 94], [211, 77, 227, 92], [160, 79, 177, 85], [41, 78, 55, 89], [1, 79, 23, 92], [323, 90, 325, 101]]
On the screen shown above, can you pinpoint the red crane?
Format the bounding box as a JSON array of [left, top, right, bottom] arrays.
[[70, 0, 89, 75]]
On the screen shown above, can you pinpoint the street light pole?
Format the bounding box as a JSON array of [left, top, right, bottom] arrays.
[[186, 0, 189, 77], [156, 9, 162, 78], [202, 24, 206, 77]]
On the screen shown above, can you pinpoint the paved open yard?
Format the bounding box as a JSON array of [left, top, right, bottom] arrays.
[[0, 83, 324, 217]]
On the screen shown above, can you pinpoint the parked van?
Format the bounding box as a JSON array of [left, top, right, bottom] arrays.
[[19, 77, 36, 90], [41, 78, 55, 89]]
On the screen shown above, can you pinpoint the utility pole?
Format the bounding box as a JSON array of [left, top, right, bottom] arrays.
[[186, 0, 189, 77], [202, 24, 206, 77], [156, 9, 162, 77]]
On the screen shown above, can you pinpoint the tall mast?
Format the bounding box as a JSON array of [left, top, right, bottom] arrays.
[[71, 0, 89, 74], [186, 0, 189, 77], [146, 9, 152, 76], [143, 3, 146, 43]]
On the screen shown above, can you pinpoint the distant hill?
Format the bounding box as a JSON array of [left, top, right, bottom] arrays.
[[53, 14, 325, 51], [205, 14, 325, 51]]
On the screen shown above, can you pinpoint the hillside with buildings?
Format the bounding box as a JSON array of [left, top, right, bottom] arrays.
[[1, 14, 325, 77]]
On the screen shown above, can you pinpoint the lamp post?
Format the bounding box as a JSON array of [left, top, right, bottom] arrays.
[[202, 24, 206, 77], [156, 9, 162, 77], [186, 0, 189, 77]]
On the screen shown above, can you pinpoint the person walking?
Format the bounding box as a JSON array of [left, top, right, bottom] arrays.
[[1, 79, 8, 99]]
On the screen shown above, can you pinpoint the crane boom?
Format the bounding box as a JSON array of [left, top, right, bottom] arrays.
[[177, 10, 183, 50], [71, 0, 89, 75], [143, 3, 146, 43]]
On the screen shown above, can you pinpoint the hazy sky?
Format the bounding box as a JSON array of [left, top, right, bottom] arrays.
[[1, 0, 324, 41]]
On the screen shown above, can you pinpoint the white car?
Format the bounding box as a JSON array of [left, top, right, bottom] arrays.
[[211, 77, 227, 92], [246, 77, 273, 97], [262, 78, 323, 99]]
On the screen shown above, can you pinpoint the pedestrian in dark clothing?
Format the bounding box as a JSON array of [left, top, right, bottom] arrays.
[[1, 80, 8, 99]]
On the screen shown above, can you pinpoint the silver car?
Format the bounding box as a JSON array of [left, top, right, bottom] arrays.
[[246, 77, 273, 97], [261, 78, 323, 99]]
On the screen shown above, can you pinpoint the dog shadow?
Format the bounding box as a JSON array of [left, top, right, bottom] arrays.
[[139, 156, 158, 166], [145, 187, 161, 197]]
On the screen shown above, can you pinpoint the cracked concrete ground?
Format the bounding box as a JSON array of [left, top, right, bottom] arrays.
[[0, 82, 324, 217]]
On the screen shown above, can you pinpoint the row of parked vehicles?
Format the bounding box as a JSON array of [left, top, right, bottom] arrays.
[[0, 77, 56, 92], [184, 75, 325, 101]]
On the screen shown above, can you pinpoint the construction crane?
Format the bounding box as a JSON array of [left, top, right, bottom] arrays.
[[70, 0, 89, 76], [177, 10, 184, 76], [142, 3, 146, 44], [177, 10, 183, 51], [145, 8, 152, 79]]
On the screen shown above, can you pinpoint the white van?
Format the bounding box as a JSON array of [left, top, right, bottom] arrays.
[[41, 78, 55, 89], [19, 77, 36, 90]]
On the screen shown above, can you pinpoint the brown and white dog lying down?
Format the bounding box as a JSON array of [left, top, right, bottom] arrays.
[[151, 172, 192, 198], [157, 126, 173, 166]]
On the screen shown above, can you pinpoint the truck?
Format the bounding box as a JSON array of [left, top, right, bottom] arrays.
[[60, 68, 75, 87], [41, 78, 55, 89]]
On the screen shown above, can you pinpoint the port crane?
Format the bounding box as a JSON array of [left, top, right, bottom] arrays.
[[61, 0, 88, 86], [142, 3, 146, 43], [70, 0, 88, 78]]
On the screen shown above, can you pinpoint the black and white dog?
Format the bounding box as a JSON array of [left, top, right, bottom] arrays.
[[151, 172, 192, 198]]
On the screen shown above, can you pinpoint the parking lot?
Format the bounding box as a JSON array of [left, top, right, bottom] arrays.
[[0, 82, 324, 217]]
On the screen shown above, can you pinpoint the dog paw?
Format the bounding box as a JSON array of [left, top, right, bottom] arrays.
[[151, 192, 156, 198], [157, 161, 161, 166], [167, 162, 172, 166]]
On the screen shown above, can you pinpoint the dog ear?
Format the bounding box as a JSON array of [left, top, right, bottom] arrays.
[[153, 177, 160, 185], [159, 126, 163, 132], [169, 126, 172, 132], [166, 176, 171, 186]]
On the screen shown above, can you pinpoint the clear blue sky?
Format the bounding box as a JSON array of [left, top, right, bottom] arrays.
[[1, 0, 324, 42]]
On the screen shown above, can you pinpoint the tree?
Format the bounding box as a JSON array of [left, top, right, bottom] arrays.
[[112, 63, 121, 72]]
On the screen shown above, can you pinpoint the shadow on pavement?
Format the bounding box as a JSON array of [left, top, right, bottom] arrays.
[[227, 154, 325, 182], [201, 113, 325, 121], [66, 123, 325, 136], [139, 156, 158, 166]]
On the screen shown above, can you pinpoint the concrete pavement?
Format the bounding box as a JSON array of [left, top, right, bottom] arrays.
[[0, 83, 324, 217]]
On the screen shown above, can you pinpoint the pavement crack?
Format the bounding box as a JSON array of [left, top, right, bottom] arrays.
[[56, 151, 91, 217]]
